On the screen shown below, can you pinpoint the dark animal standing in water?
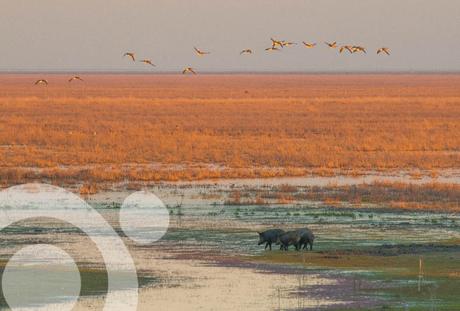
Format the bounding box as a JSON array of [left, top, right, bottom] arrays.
[[277, 231, 301, 251], [297, 228, 315, 251], [257, 229, 285, 250]]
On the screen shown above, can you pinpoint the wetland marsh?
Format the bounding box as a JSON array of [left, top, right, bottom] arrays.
[[0, 179, 458, 310]]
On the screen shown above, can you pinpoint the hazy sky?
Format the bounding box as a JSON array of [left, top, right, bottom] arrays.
[[1, 0, 460, 72]]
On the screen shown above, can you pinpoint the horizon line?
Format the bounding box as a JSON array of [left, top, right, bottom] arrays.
[[1, 70, 460, 75]]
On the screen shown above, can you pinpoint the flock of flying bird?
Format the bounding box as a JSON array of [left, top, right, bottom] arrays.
[[33, 37, 390, 85]]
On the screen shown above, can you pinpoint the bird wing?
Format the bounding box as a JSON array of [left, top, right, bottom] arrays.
[[124, 53, 135, 61], [69, 76, 82, 82]]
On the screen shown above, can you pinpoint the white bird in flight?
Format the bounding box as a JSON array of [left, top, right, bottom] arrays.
[[123, 52, 136, 62], [302, 42, 317, 48], [182, 67, 197, 74], [240, 49, 253, 55], [194, 47, 210, 56], [339, 45, 353, 54], [34, 79, 48, 85], [377, 47, 390, 55], [270, 38, 284, 49], [281, 41, 297, 47], [68, 76, 84, 83], [265, 47, 280, 52], [139, 59, 156, 66], [352, 46, 366, 54]]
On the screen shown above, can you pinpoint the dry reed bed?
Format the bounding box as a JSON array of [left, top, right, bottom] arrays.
[[226, 182, 460, 212], [0, 74, 459, 185]]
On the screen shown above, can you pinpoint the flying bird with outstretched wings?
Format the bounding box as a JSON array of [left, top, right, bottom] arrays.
[[377, 47, 390, 55], [240, 49, 253, 55], [265, 47, 280, 52], [325, 41, 337, 48], [270, 38, 283, 49], [281, 41, 297, 47], [123, 52, 136, 62], [68, 76, 84, 83], [302, 42, 317, 48], [34, 79, 48, 85], [182, 67, 197, 74], [352, 46, 366, 54], [139, 59, 156, 66], [194, 47, 210, 56], [339, 45, 353, 54]]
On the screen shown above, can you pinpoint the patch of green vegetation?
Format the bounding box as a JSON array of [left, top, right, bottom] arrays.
[[250, 248, 460, 310], [305, 210, 357, 219], [95, 202, 121, 209]]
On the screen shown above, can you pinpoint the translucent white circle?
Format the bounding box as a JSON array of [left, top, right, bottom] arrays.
[[119, 191, 170, 244], [2, 244, 81, 310], [0, 183, 139, 310]]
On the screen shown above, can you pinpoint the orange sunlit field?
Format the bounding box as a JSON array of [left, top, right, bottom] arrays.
[[1, 74, 459, 185]]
